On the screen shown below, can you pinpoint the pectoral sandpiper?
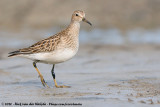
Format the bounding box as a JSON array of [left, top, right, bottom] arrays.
[[8, 10, 92, 88]]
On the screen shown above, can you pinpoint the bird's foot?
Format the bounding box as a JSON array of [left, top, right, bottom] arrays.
[[39, 75, 49, 88], [55, 85, 71, 88], [53, 79, 70, 88]]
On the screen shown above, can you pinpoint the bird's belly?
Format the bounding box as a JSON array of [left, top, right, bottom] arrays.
[[24, 48, 78, 64]]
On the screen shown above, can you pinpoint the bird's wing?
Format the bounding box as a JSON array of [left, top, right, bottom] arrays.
[[21, 34, 61, 54], [8, 33, 62, 57]]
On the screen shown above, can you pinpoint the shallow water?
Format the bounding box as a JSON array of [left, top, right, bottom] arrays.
[[1, 28, 160, 49]]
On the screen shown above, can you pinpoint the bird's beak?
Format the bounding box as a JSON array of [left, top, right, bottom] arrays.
[[82, 18, 92, 26]]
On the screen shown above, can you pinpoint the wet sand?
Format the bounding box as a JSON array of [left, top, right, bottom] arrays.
[[0, 44, 160, 106]]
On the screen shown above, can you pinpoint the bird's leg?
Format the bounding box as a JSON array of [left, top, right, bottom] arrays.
[[33, 62, 49, 88], [51, 64, 70, 88]]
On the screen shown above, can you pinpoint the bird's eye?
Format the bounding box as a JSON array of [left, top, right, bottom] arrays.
[[76, 14, 78, 16]]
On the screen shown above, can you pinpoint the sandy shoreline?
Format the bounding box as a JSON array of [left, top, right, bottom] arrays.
[[0, 44, 160, 106]]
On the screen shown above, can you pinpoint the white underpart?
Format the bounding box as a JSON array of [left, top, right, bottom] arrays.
[[20, 48, 78, 64]]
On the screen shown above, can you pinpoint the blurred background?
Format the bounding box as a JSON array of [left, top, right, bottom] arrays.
[[1, 0, 160, 53], [0, 0, 160, 30]]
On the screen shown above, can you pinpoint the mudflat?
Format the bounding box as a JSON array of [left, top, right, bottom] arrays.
[[1, 44, 160, 106]]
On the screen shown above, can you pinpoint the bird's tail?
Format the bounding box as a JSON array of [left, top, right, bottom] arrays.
[[8, 50, 21, 57]]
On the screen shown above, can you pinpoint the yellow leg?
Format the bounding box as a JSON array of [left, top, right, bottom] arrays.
[[33, 62, 49, 88], [51, 64, 70, 88]]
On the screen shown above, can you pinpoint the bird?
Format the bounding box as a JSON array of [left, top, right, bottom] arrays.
[[8, 10, 92, 88]]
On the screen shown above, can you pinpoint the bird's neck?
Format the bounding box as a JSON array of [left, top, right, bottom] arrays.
[[67, 21, 80, 36]]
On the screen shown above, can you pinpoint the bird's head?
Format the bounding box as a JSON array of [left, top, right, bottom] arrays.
[[71, 10, 92, 26]]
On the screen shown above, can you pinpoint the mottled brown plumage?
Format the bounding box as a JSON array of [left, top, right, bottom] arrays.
[[20, 32, 63, 54], [8, 22, 79, 56]]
